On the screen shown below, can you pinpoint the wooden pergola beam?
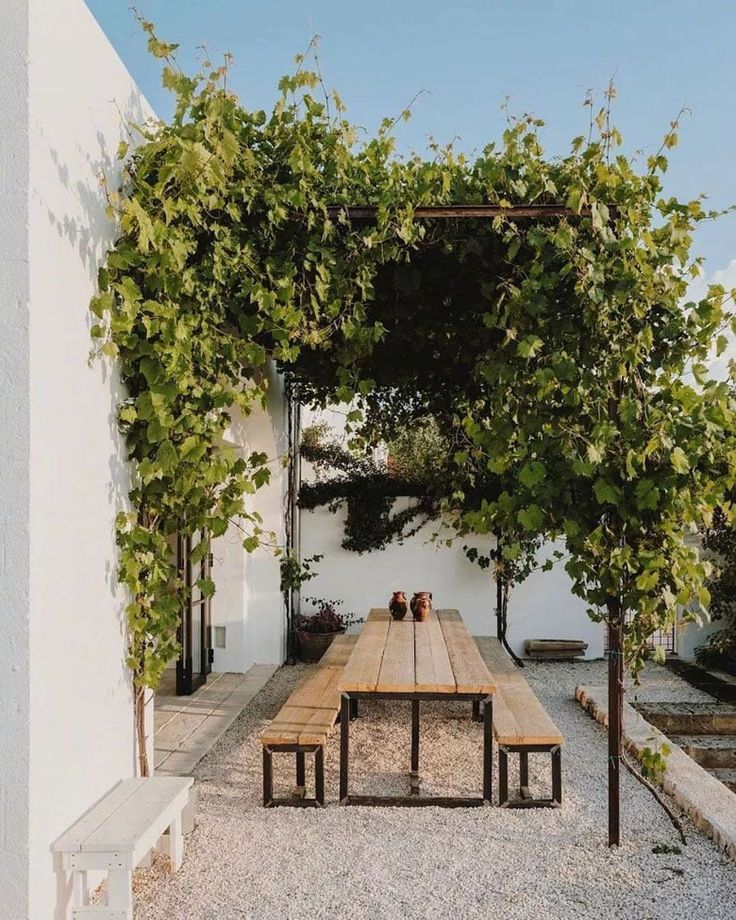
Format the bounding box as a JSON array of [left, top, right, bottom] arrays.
[[327, 203, 592, 220]]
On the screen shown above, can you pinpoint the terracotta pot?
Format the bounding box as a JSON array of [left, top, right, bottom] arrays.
[[410, 591, 433, 622], [296, 627, 346, 663], [389, 591, 408, 620]]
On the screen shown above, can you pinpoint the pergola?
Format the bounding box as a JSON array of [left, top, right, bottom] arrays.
[[314, 200, 626, 845]]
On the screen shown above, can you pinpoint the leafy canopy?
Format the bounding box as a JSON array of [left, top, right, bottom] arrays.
[[93, 20, 736, 695]]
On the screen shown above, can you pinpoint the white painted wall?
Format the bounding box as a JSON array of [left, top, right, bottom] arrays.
[[300, 408, 604, 658], [677, 615, 720, 661], [0, 2, 31, 917], [21, 2, 152, 917], [213, 366, 289, 671], [300, 491, 604, 660]]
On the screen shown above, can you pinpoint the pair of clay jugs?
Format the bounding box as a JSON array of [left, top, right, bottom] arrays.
[[389, 591, 432, 622]]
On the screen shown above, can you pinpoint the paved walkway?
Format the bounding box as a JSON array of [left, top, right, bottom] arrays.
[[154, 665, 277, 775]]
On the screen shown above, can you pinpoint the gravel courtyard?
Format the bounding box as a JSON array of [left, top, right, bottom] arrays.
[[134, 660, 736, 920]]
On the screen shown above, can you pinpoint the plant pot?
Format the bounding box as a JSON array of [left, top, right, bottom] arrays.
[[296, 627, 346, 663]]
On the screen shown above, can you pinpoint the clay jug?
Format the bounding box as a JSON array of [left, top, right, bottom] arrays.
[[410, 591, 432, 622], [389, 591, 408, 620]]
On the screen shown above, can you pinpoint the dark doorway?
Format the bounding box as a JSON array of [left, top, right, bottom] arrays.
[[176, 531, 213, 695]]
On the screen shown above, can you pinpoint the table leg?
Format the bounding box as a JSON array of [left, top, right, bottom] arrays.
[[340, 693, 350, 803], [410, 699, 420, 795], [519, 750, 529, 799], [483, 696, 493, 804]]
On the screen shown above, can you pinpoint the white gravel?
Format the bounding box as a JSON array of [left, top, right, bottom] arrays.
[[134, 660, 736, 920]]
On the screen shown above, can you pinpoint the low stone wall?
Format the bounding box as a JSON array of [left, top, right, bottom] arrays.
[[575, 684, 736, 861]]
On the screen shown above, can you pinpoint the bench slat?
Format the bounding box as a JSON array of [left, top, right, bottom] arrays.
[[319, 633, 357, 668], [262, 666, 344, 746], [81, 779, 192, 853], [54, 777, 192, 854], [54, 780, 144, 853], [475, 637, 564, 747]]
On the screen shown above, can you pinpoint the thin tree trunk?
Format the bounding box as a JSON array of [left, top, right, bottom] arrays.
[[606, 595, 624, 846], [494, 536, 524, 667], [135, 683, 150, 777]]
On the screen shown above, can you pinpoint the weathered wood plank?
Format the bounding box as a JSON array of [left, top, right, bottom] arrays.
[[474, 637, 564, 746], [299, 668, 344, 745], [339, 609, 391, 692], [262, 666, 341, 745], [437, 609, 496, 694], [376, 618, 416, 693], [414, 612, 455, 693], [319, 633, 358, 668]]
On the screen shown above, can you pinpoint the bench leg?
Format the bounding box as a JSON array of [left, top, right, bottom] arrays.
[[552, 745, 562, 805], [106, 869, 133, 918], [472, 700, 481, 722], [340, 693, 350, 803], [164, 813, 183, 872], [499, 745, 562, 807], [263, 745, 325, 806], [263, 746, 273, 806], [350, 698, 359, 720], [483, 696, 493, 804], [315, 746, 325, 806], [71, 869, 89, 909], [498, 746, 509, 806], [519, 750, 529, 798]]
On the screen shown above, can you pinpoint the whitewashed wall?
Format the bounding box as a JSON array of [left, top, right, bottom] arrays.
[[299, 406, 604, 659], [0, 2, 31, 917], [12, 2, 152, 917], [301, 505, 604, 658], [213, 366, 289, 672]]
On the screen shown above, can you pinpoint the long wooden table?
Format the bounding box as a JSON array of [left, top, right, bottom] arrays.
[[338, 608, 496, 806]]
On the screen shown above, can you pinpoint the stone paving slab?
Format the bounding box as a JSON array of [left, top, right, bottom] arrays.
[[155, 665, 277, 775], [576, 684, 736, 863]]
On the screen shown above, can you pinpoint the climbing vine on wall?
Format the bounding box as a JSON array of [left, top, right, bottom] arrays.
[[298, 424, 437, 553], [93, 18, 736, 793]]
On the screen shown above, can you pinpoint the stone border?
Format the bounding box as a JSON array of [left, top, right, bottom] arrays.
[[576, 684, 736, 861]]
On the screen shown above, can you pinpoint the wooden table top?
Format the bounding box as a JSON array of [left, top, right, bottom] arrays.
[[339, 608, 496, 696]]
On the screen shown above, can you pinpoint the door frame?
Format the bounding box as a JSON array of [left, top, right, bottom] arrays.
[[176, 531, 213, 695]]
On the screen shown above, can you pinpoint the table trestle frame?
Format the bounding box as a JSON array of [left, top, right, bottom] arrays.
[[339, 690, 493, 807]]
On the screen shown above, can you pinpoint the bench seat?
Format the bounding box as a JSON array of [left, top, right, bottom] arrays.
[[261, 634, 357, 806], [54, 776, 192, 919], [476, 637, 564, 807]]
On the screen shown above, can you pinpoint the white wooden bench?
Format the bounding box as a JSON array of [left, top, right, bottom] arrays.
[[477, 637, 564, 807], [261, 634, 358, 806], [54, 775, 193, 919]]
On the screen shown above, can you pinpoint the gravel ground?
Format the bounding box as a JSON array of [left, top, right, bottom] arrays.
[[134, 660, 736, 920]]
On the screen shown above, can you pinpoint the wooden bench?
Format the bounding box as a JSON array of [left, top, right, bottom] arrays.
[[261, 634, 358, 807], [53, 775, 192, 919], [477, 637, 564, 807]]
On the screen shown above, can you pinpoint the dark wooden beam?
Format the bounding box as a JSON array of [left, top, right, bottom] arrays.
[[327, 203, 593, 221]]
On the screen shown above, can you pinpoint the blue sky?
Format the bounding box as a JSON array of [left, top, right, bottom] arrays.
[[87, 0, 736, 279]]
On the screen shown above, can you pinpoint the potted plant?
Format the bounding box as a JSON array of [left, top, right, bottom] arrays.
[[296, 598, 359, 663]]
